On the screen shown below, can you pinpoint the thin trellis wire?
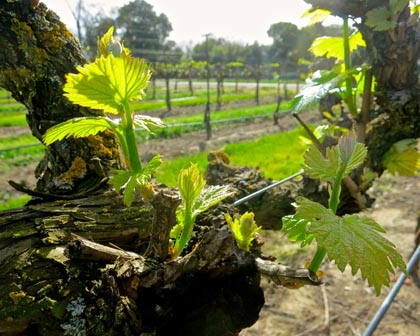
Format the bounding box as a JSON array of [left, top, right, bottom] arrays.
[[232, 169, 304, 206], [363, 244, 420, 336]]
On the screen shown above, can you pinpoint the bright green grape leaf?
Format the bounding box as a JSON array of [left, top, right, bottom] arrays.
[[304, 144, 339, 181], [97, 26, 116, 57], [349, 31, 367, 50], [133, 115, 166, 133], [177, 163, 206, 205], [192, 184, 232, 218], [310, 32, 365, 61], [291, 70, 344, 112], [122, 174, 138, 206], [282, 215, 314, 247], [382, 139, 420, 176], [310, 36, 344, 59], [109, 170, 131, 193], [170, 164, 233, 259], [366, 7, 396, 31], [109, 170, 136, 206], [43, 117, 116, 146], [308, 213, 407, 295], [142, 154, 162, 177], [226, 212, 260, 251], [293, 197, 337, 223], [170, 223, 183, 240], [97, 26, 130, 57], [354, 64, 375, 95], [304, 135, 367, 181], [64, 55, 151, 115], [109, 165, 159, 206], [302, 8, 332, 25], [282, 197, 334, 246], [337, 135, 368, 175]]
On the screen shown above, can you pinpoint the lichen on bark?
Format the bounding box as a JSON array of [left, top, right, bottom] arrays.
[[0, 0, 121, 194]]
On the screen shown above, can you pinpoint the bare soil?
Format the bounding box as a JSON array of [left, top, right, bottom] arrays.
[[1, 104, 420, 336], [241, 172, 420, 336]]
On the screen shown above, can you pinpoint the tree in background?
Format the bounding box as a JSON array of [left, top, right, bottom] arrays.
[[116, 0, 174, 63], [267, 22, 301, 100], [65, 0, 85, 43], [244, 42, 266, 105], [267, 22, 299, 65], [192, 37, 250, 64], [153, 62, 179, 116], [214, 63, 227, 110], [83, 14, 116, 59], [227, 61, 244, 93]]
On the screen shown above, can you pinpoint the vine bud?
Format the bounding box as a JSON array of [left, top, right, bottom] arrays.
[[107, 37, 123, 57]]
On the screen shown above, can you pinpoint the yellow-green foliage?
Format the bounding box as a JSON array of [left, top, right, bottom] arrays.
[[225, 212, 260, 251]]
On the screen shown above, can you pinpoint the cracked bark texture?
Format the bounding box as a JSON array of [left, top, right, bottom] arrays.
[[0, 188, 266, 336], [0, 1, 121, 195], [0, 3, 265, 335], [1, 1, 418, 334]]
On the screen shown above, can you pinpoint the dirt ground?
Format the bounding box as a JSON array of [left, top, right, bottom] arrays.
[[240, 172, 420, 336], [137, 111, 420, 336], [2, 106, 420, 336]]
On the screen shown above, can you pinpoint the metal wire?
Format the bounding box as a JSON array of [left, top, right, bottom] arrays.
[[363, 244, 420, 336], [232, 169, 304, 206]]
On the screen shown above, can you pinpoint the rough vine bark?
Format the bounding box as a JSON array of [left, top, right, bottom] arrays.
[[0, 2, 319, 335], [4, 0, 417, 334], [0, 1, 121, 195], [0, 189, 269, 335]]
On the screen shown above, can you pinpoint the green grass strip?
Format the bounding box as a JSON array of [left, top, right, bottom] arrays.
[[135, 102, 290, 141], [155, 128, 305, 187], [0, 134, 39, 150], [132, 87, 278, 111], [0, 195, 31, 211], [224, 128, 305, 179]]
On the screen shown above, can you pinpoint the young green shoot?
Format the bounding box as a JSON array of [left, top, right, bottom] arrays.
[[169, 163, 232, 259], [43, 27, 165, 206], [225, 212, 260, 251], [282, 135, 407, 295], [292, 16, 366, 117], [293, 10, 419, 176]]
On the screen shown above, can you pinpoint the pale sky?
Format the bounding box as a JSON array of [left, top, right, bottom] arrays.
[[42, 0, 313, 45]]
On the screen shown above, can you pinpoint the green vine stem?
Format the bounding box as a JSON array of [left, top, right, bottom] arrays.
[[306, 19, 366, 273], [329, 172, 344, 214], [343, 16, 358, 117], [122, 101, 142, 172], [172, 202, 193, 258], [308, 247, 326, 273], [308, 169, 343, 273], [357, 68, 373, 144]]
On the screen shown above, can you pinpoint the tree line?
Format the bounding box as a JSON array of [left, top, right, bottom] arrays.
[[70, 0, 343, 79]]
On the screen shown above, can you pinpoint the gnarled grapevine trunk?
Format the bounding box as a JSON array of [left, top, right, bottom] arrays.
[[0, 1, 121, 195], [0, 189, 268, 335], [0, 2, 318, 335]]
